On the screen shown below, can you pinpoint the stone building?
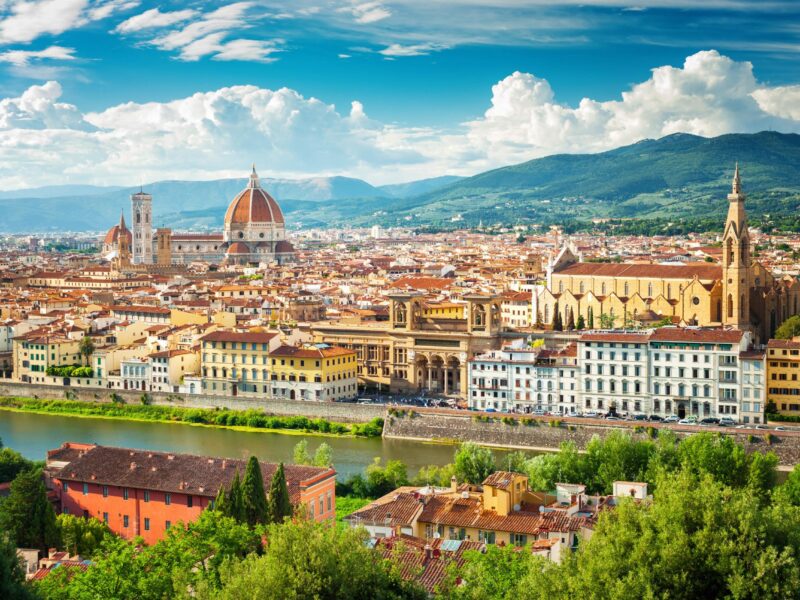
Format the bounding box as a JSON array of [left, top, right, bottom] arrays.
[[533, 166, 800, 342], [311, 293, 503, 396]]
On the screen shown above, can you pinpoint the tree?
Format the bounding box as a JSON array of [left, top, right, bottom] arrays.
[[776, 463, 800, 506], [78, 335, 95, 366], [365, 458, 409, 497], [55, 514, 113, 557], [292, 440, 311, 465], [551, 302, 563, 331], [0, 469, 59, 552], [266, 463, 292, 525], [775, 315, 800, 340], [410, 463, 456, 488], [565, 307, 575, 331], [217, 470, 245, 523], [241, 456, 269, 527], [0, 447, 34, 483], [576, 314, 585, 330], [313, 442, 333, 468], [587, 306, 594, 329], [0, 532, 34, 600], [512, 471, 800, 600], [598, 312, 616, 329], [196, 518, 425, 600], [453, 443, 495, 485], [524, 441, 589, 492]]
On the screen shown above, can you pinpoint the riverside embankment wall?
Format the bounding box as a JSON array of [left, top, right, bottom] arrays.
[[383, 410, 800, 466], [0, 381, 384, 423]]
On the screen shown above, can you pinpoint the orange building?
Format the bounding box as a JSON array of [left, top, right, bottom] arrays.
[[46, 442, 336, 545]]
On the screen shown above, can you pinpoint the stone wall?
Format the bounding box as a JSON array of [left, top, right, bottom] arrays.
[[384, 411, 800, 466], [0, 381, 384, 423]]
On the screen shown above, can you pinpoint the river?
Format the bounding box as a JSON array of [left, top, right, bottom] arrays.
[[0, 410, 513, 480]]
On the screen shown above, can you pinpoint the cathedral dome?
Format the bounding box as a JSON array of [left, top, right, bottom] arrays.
[[104, 213, 131, 245], [224, 166, 284, 226], [226, 241, 251, 255]]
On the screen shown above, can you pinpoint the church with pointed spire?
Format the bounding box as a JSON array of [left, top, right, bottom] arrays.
[[101, 165, 295, 268], [532, 165, 800, 342]]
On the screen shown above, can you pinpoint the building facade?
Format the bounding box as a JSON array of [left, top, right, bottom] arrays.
[[269, 344, 358, 402], [767, 339, 800, 417], [533, 167, 800, 343], [131, 190, 153, 265], [47, 442, 336, 545]]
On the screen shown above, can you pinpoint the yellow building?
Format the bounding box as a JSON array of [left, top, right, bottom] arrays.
[[269, 344, 357, 402], [13, 335, 81, 383], [149, 349, 200, 392], [767, 339, 800, 416], [534, 166, 800, 343], [200, 331, 279, 396]]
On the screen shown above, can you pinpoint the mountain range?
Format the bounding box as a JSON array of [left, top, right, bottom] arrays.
[[1, 131, 799, 233]]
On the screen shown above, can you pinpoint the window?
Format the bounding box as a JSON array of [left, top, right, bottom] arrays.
[[103, 512, 108, 523], [165, 493, 171, 505], [166, 521, 172, 530], [123, 515, 129, 528], [83, 483, 89, 496], [309, 499, 315, 519], [144, 518, 150, 531], [123, 487, 129, 500], [62, 481, 69, 492], [187, 495, 193, 508], [327, 492, 332, 512], [478, 530, 496, 544], [512, 533, 528, 546], [102, 485, 108, 498], [144, 490, 150, 502]]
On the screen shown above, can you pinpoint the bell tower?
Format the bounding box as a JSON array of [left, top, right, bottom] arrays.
[[721, 163, 752, 329], [131, 189, 153, 264]]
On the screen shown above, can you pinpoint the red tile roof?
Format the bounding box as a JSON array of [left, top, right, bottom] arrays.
[[555, 262, 721, 280]]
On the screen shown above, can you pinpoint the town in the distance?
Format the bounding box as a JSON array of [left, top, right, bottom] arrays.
[[3, 156, 800, 596]]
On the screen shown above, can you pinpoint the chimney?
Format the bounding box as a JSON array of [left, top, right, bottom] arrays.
[[450, 476, 458, 493], [48, 548, 57, 559], [130, 462, 136, 470], [424, 544, 432, 560]]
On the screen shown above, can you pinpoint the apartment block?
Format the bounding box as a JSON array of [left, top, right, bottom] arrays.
[[767, 339, 800, 417]]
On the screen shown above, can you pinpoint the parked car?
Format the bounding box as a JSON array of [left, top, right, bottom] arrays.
[[648, 415, 664, 422], [663, 415, 679, 423], [632, 414, 648, 421], [532, 409, 546, 416], [775, 426, 787, 431], [485, 408, 497, 413], [605, 416, 622, 421], [699, 417, 720, 426], [755, 424, 768, 430], [718, 418, 736, 427], [678, 417, 698, 425]]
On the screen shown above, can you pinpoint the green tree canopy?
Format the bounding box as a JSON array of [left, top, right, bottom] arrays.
[[0, 447, 34, 484], [453, 443, 495, 485], [241, 456, 269, 527], [775, 315, 800, 340], [266, 463, 292, 525], [0, 532, 34, 600], [78, 335, 96, 364], [0, 469, 59, 552], [196, 518, 425, 600], [55, 514, 113, 557], [312, 442, 333, 468], [292, 440, 311, 465]]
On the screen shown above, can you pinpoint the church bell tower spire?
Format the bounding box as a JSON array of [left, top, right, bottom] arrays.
[[721, 163, 751, 330]]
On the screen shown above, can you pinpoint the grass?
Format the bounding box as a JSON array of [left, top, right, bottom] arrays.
[[0, 396, 384, 438]]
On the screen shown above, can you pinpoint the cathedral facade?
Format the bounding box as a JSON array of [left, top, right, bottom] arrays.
[[102, 166, 294, 267], [533, 166, 800, 343]]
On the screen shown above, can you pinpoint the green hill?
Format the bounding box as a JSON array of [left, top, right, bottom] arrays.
[[365, 131, 800, 232]]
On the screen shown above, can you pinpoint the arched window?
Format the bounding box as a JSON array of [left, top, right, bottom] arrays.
[[667, 284, 672, 299], [647, 283, 653, 297], [727, 238, 734, 265], [544, 304, 550, 323], [740, 239, 748, 264], [601, 282, 606, 295], [579, 281, 585, 294], [559, 281, 564, 293], [740, 294, 746, 318], [136, 211, 141, 224], [727, 294, 734, 318], [624, 283, 629, 297]]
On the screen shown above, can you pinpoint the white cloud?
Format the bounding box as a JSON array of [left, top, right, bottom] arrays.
[[0, 0, 88, 44], [114, 8, 198, 34], [120, 2, 283, 63], [379, 42, 449, 57], [1, 50, 800, 189], [348, 1, 392, 24], [0, 0, 137, 44], [0, 44, 75, 66]]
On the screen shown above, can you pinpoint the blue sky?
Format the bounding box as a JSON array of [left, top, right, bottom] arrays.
[[1, 1, 800, 188]]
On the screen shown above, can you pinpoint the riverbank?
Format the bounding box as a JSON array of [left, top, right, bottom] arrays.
[[0, 397, 384, 438]]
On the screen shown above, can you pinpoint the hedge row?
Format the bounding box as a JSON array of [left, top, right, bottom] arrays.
[[0, 396, 384, 438]]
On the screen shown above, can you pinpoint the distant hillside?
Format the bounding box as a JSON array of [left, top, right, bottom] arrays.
[[377, 175, 463, 198], [365, 131, 800, 230], [2, 131, 799, 233], [0, 184, 124, 200]]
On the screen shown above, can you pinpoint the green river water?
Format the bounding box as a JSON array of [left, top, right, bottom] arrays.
[[0, 410, 501, 479]]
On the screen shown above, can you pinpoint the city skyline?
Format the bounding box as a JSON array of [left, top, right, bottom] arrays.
[[1, 1, 800, 189]]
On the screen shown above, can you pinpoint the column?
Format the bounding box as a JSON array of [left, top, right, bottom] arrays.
[[427, 364, 432, 391], [444, 367, 449, 395]]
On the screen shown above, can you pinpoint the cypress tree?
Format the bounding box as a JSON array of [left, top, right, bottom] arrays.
[[241, 457, 269, 527], [588, 306, 595, 329], [552, 302, 563, 331], [576, 314, 586, 330], [267, 463, 293, 525], [228, 470, 244, 523], [566, 307, 575, 331], [214, 485, 227, 514], [0, 469, 58, 552]]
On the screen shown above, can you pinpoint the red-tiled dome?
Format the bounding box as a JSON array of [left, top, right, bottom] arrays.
[[224, 167, 284, 226], [226, 242, 251, 254], [275, 240, 295, 253], [104, 213, 130, 245]]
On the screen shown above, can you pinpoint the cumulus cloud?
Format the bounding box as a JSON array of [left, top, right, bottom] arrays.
[[1, 50, 800, 189], [0, 45, 76, 66], [345, 1, 392, 24], [114, 7, 198, 34]]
